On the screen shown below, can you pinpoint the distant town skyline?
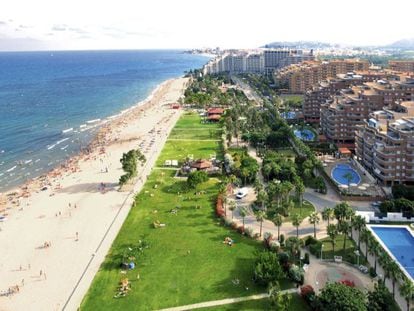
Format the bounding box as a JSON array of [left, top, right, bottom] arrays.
[[1, 0, 413, 51]]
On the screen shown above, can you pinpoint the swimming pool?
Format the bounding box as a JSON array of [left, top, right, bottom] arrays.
[[294, 129, 315, 141], [369, 225, 414, 281], [331, 164, 361, 185], [281, 111, 297, 119]]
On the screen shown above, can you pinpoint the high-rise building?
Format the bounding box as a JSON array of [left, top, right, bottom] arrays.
[[320, 77, 414, 146], [389, 60, 414, 73], [355, 101, 414, 185], [274, 59, 370, 94]]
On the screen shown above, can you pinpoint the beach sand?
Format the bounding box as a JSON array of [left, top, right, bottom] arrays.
[[0, 77, 188, 311]]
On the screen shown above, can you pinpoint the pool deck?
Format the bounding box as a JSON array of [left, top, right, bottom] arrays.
[[367, 225, 414, 282], [323, 158, 384, 198]]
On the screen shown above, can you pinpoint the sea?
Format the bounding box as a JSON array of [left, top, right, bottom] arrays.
[[0, 50, 209, 192]]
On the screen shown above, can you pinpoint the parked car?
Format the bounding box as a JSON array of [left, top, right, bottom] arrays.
[[236, 188, 248, 199]]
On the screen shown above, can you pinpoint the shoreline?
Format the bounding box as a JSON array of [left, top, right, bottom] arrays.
[[0, 77, 177, 208], [0, 76, 189, 311]]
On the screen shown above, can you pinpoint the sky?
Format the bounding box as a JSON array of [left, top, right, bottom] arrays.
[[0, 0, 413, 51]]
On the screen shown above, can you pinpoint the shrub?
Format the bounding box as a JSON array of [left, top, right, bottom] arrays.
[[223, 218, 232, 227], [269, 239, 281, 252], [305, 236, 318, 246], [279, 234, 285, 246], [309, 241, 322, 258], [303, 253, 310, 265], [253, 251, 284, 286], [215, 195, 225, 217], [278, 252, 290, 266], [288, 264, 304, 285], [245, 227, 254, 238], [300, 285, 316, 306], [340, 279, 355, 287], [187, 170, 208, 189], [237, 226, 245, 234], [369, 267, 377, 278]]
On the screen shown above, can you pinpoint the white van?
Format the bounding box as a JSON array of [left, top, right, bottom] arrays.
[[236, 188, 248, 199]]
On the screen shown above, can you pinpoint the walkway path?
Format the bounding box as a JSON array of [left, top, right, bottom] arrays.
[[158, 288, 297, 311]]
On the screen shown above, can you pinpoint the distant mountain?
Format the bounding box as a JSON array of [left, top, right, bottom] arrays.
[[386, 38, 414, 49], [262, 41, 335, 49]]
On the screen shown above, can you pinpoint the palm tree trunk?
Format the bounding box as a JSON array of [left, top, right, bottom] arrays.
[[260, 221, 263, 237], [296, 227, 299, 238], [277, 226, 280, 241], [332, 242, 335, 257], [314, 224, 316, 238], [343, 235, 347, 251]]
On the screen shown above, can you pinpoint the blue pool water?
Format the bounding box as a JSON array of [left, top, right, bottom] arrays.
[[331, 164, 361, 185], [294, 129, 315, 141], [370, 226, 414, 280], [281, 111, 297, 119]]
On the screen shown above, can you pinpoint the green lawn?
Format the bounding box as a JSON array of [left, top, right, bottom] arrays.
[[81, 113, 267, 310], [199, 293, 310, 310], [284, 200, 315, 222], [174, 113, 220, 129], [320, 234, 367, 265], [169, 128, 222, 140], [156, 140, 222, 167]]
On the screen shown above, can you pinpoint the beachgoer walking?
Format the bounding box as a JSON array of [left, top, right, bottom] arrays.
[[40, 270, 42, 277], [76, 232, 79, 241], [21, 279, 24, 286]]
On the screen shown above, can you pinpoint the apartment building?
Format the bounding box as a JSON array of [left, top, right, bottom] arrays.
[[389, 60, 414, 73], [355, 101, 414, 185], [303, 71, 400, 123], [320, 84, 385, 145], [274, 59, 370, 94], [303, 74, 364, 123], [263, 49, 314, 74], [203, 52, 265, 74]]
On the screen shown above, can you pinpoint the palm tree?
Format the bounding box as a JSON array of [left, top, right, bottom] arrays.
[[285, 237, 303, 261], [308, 212, 320, 238], [400, 279, 414, 311], [229, 201, 236, 219], [239, 208, 247, 230], [257, 190, 268, 211], [343, 172, 353, 188], [256, 210, 266, 237], [360, 228, 371, 261], [295, 179, 305, 208], [322, 207, 334, 227], [327, 224, 338, 257], [368, 237, 380, 274], [272, 214, 283, 241], [389, 261, 402, 298], [291, 214, 303, 238], [351, 215, 366, 249], [379, 252, 392, 283], [338, 221, 350, 251], [333, 202, 353, 224]]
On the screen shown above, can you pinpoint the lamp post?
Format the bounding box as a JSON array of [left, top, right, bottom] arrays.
[[320, 244, 324, 261], [354, 250, 360, 266]]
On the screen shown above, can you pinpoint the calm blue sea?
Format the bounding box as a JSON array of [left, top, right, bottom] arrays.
[[0, 50, 208, 191]]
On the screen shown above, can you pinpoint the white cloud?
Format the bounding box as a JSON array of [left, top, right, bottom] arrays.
[[0, 0, 413, 50]]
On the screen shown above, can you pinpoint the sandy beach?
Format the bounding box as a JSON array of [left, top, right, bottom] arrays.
[[0, 77, 188, 311]]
